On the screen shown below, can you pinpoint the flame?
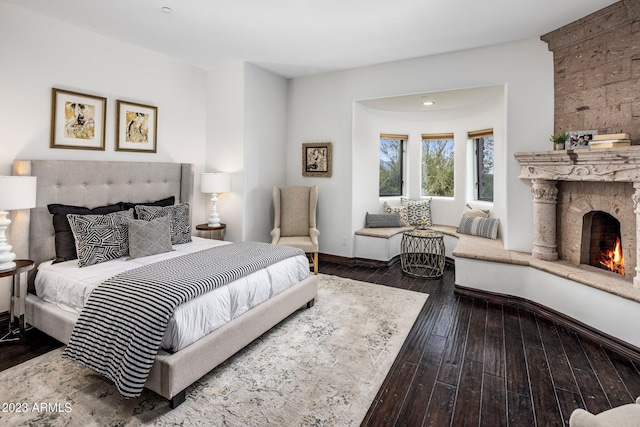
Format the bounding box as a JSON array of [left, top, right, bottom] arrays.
[[600, 235, 625, 276]]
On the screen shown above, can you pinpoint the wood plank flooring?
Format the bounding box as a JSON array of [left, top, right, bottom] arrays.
[[1, 261, 640, 426], [319, 262, 640, 427]]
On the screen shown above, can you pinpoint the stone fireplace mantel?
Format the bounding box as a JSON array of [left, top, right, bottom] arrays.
[[515, 147, 640, 182], [515, 147, 640, 289]]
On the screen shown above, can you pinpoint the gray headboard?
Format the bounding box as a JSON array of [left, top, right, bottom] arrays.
[[11, 160, 194, 289]]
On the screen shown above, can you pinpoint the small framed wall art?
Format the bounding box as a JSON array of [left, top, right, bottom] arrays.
[[50, 88, 107, 150], [115, 100, 158, 153], [302, 142, 332, 177]]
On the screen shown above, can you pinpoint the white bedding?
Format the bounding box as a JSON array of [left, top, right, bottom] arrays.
[[35, 237, 310, 352]]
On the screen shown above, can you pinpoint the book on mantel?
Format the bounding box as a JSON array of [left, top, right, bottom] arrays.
[[589, 133, 632, 149]]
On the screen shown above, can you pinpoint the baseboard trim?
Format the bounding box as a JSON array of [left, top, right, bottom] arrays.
[[455, 284, 640, 364], [318, 253, 354, 266]]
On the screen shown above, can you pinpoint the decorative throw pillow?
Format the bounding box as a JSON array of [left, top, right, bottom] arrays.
[[401, 198, 433, 226], [365, 212, 403, 228], [48, 203, 124, 263], [135, 202, 192, 244], [456, 216, 500, 240], [382, 202, 409, 226], [462, 204, 490, 218], [120, 196, 175, 219], [128, 215, 173, 259], [67, 209, 134, 267]]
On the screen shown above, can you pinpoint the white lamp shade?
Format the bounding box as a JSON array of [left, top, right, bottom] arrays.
[[200, 173, 231, 194], [0, 176, 37, 211]]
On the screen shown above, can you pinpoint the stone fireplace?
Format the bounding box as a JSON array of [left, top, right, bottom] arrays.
[[515, 147, 640, 287]]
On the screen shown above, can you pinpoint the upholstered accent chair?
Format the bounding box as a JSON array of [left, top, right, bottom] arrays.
[[569, 397, 640, 427], [271, 186, 319, 274]]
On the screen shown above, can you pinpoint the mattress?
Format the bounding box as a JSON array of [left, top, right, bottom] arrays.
[[35, 237, 310, 352]]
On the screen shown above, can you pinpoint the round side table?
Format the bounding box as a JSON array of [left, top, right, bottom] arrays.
[[401, 229, 445, 278], [0, 260, 35, 344], [196, 223, 226, 241]]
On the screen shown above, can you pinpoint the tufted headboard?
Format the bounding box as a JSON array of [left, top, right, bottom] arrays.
[[11, 160, 194, 289]]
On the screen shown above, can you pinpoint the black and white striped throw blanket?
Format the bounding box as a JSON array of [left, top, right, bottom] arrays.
[[63, 242, 305, 398]]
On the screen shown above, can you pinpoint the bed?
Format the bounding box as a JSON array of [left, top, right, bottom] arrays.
[[11, 159, 318, 408]]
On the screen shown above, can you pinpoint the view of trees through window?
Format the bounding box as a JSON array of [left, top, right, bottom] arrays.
[[379, 136, 404, 196], [421, 138, 454, 197], [476, 135, 494, 201]]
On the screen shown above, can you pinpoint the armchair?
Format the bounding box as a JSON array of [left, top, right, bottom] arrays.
[[570, 397, 640, 427], [271, 186, 319, 274]]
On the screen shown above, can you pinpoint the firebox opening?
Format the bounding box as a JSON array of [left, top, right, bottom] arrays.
[[580, 211, 625, 276]]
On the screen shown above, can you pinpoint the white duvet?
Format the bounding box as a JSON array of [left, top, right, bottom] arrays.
[[35, 237, 310, 352]]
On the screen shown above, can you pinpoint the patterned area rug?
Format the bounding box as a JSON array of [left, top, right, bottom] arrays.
[[0, 274, 427, 426]]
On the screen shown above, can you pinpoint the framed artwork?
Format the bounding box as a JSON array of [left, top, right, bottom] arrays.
[[566, 129, 597, 149], [302, 142, 332, 177], [115, 100, 157, 153], [50, 88, 106, 150]]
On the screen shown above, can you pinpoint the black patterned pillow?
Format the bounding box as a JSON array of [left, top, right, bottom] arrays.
[[135, 203, 192, 244], [457, 216, 500, 239], [365, 212, 403, 228], [401, 198, 432, 226], [67, 209, 134, 267], [128, 215, 173, 259], [48, 202, 124, 263], [382, 202, 409, 226]]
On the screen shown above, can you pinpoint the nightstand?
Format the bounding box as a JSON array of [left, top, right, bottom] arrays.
[[0, 260, 35, 344], [196, 223, 226, 241]]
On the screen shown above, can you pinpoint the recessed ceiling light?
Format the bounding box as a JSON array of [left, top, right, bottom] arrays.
[[422, 100, 435, 106], [160, 6, 172, 13]]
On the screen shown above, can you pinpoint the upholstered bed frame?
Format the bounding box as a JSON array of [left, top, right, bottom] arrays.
[[11, 159, 318, 408]]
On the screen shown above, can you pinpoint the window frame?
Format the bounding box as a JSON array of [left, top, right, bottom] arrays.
[[378, 134, 406, 197], [469, 129, 494, 202], [420, 133, 455, 198]]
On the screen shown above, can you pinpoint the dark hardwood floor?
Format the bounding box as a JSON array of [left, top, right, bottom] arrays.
[[2, 261, 640, 426], [320, 261, 640, 427]]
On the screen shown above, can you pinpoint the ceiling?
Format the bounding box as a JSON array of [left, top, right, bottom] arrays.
[[5, 0, 618, 79]]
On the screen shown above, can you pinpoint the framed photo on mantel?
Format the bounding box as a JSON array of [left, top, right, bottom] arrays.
[[566, 129, 597, 149]]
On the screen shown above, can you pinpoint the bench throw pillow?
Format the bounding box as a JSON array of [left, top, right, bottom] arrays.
[[457, 216, 500, 240], [401, 198, 433, 227], [462, 204, 490, 218], [67, 209, 134, 267], [128, 215, 173, 259], [135, 202, 192, 244], [365, 212, 403, 228], [383, 202, 409, 226]]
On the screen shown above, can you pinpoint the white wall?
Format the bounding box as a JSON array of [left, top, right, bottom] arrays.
[[0, 2, 207, 311], [287, 38, 554, 257], [205, 63, 288, 243], [205, 63, 245, 243], [352, 93, 505, 233]]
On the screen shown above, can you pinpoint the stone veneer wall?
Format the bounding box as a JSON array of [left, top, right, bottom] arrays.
[[556, 181, 636, 279], [541, 0, 640, 144]]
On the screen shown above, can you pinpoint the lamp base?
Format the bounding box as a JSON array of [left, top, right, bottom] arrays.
[[0, 260, 16, 272]]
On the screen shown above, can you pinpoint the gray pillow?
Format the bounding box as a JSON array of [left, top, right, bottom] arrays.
[[128, 215, 173, 259], [135, 203, 192, 244], [456, 216, 500, 239], [365, 212, 403, 228], [67, 209, 134, 267]]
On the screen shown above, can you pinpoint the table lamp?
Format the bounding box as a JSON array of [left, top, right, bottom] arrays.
[[200, 173, 231, 227], [0, 176, 37, 271]]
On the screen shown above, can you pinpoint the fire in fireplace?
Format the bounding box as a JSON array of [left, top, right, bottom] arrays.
[[582, 211, 625, 276]]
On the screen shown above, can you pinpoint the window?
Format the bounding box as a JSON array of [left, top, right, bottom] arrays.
[[421, 133, 454, 197], [379, 134, 406, 196], [469, 129, 494, 202]]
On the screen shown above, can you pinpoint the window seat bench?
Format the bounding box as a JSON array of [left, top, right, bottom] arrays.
[[354, 224, 460, 265]]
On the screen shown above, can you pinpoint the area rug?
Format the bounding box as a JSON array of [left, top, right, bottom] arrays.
[[0, 274, 427, 426]]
